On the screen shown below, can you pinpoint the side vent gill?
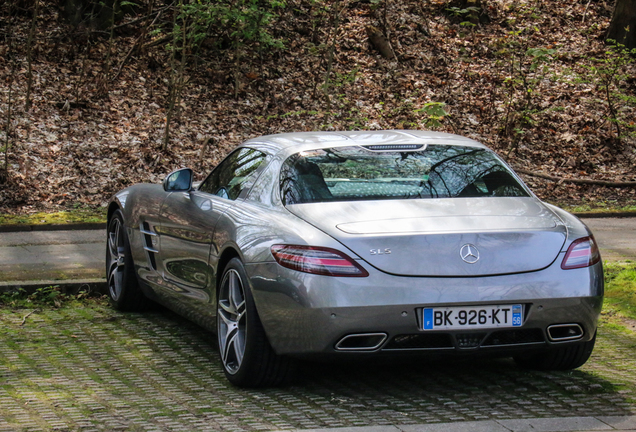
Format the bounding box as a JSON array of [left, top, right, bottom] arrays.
[[140, 222, 158, 270]]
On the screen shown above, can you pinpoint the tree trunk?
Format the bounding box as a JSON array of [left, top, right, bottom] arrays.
[[25, 0, 40, 112], [366, 25, 396, 60], [607, 0, 636, 49]]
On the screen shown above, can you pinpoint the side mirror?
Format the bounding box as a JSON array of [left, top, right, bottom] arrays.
[[163, 168, 194, 192]]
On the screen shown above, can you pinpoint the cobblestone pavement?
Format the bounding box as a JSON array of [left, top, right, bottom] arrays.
[[1, 302, 635, 432]]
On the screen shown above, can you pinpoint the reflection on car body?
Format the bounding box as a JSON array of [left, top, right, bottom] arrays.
[[106, 130, 602, 387]]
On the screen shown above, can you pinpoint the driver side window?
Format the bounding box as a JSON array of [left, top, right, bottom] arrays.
[[199, 148, 267, 200]]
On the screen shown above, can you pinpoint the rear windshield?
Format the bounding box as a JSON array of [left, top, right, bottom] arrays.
[[280, 145, 529, 205]]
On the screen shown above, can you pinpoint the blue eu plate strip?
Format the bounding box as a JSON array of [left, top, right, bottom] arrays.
[[423, 308, 433, 330], [512, 304, 522, 326]]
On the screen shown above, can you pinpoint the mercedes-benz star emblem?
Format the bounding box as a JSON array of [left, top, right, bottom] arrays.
[[460, 244, 480, 264]]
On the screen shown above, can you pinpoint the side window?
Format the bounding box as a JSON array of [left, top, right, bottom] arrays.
[[199, 148, 267, 200]]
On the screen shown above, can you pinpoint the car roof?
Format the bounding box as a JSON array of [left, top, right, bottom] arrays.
[[241, 130, 487, 156]]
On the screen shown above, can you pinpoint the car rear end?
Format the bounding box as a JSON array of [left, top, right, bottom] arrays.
[[248, 134, 602, 368]]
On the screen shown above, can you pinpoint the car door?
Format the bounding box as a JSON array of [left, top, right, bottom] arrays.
[[156, 147, 269, 310]]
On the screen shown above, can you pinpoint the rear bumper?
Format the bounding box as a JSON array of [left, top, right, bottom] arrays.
[[246, 260, 603, 356]]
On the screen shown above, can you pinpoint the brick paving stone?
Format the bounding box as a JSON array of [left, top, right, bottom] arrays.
[[1, 303, 636, 431]]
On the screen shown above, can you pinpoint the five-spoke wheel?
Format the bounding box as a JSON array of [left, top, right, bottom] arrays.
[[107, 214, 126, 302], [217, 258, 295, 387], [105, 209, 147, 311], [218, 268, 247, 375]]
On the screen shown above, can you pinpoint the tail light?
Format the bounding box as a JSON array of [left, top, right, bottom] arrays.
[[271, 245, 369, 277], [561, 236, 601, 270]]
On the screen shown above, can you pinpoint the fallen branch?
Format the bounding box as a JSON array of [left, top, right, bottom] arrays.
[[143, 35, 171, 50], [582, 0, 592, 23], [111, 6, 171, 32], [516, 169, 636, 188], [21, 309, 40, 326]]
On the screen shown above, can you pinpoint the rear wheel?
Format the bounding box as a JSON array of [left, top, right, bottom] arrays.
[[217, 257, 294, 387], [514, 332, 596, 370], [106, 210, 148, 311]]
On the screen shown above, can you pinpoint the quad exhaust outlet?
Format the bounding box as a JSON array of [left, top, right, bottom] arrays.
[[547, 324, 584, 341], [335, 333, 388, 351]]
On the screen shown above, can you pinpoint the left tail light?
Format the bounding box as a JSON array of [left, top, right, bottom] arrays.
[[561, 236, 601, 270], [271, 245, 369, 277]]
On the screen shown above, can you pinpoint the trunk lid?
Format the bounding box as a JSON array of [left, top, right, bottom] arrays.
[[286, 197, 566, 277]]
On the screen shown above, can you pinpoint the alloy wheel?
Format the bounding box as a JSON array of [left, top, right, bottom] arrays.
[[107, 217, 126, 301], [218, 269, 247, 374]]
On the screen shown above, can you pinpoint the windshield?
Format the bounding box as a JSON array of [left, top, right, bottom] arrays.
[[280, 145, 529, 205]]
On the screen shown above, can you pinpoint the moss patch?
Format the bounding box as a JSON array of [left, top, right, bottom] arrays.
[[601, 262, 636, 330], [0, 209, 107, 225], [557, 201, 636, 215]]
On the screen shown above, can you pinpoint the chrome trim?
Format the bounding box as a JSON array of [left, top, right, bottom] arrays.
[[140, 222, 159, 271], [547, 323, 584, 341], [460, 244, 480, 264], [335, 333, 387, 351], [140, 227, 157, 236]]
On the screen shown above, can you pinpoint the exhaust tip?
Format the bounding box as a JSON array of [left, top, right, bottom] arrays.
[[547, 324, 584, 341], [335, 333, 387, 351]]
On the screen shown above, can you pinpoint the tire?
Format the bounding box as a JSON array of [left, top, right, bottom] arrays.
[[217, 257, 295, 387], [106, 209, 148, 311], [514, 332, 596, 371]]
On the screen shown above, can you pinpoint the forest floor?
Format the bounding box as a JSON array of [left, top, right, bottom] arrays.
[[0, 0, 635, 215]]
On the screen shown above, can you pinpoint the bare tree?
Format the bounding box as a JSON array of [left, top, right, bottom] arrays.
[[25, 0, 40, 112], [163, 1, 188, 151], [2, 4, 18, 183]]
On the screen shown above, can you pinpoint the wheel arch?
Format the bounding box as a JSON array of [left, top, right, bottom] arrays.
[[216, 247, 242, 296], [107, 202, 121, 224]]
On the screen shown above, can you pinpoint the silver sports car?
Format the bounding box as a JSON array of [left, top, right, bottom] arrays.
[[106, 130, 603, 387]]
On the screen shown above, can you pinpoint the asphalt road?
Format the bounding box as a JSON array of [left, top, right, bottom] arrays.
[[583, 218, 636, 262], [0, 217, 633, 284], [0, 229, 105, 282]]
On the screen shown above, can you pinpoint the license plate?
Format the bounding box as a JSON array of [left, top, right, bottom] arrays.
[[422, 304, 523, 330]]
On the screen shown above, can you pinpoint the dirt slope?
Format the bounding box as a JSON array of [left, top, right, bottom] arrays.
[[0, 0, 635, 213]]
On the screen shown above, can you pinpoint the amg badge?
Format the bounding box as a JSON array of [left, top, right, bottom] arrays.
[[370, 248, 391, 255]]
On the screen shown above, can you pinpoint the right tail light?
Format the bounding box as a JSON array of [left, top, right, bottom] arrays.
[[561, 236, 601, 270]]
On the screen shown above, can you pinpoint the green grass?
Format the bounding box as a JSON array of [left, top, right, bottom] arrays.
[[0, 208, 106, 225], [558, 201, 636, 214], [602, 261, 636, 324], [0, 286, 104, 309]]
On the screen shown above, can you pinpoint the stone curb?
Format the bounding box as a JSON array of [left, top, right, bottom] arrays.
[[275, 416, 636, 432], [0, 222, 106, 232], [0, 278, 107, 295]]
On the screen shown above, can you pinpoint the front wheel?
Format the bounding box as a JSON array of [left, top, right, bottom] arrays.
[[514, 332, 596, 371], [106, 209, 148, 311], [217, 258, 294, 387]]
